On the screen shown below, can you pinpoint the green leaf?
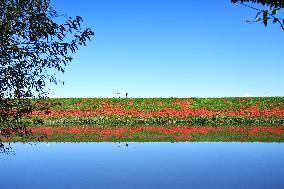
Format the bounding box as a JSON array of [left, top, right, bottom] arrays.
[[273, 18, 278, 24], [272, 9, 277, 15]]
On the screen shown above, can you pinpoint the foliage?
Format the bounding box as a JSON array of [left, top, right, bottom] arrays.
[[0, 0, 94, 136], [231, 0, 284, 29]]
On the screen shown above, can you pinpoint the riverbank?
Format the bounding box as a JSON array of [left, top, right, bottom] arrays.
[[3, 97, 284, 142], [26, 97, 284, 126]]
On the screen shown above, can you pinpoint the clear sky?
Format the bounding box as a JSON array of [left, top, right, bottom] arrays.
[[48, 0, 284, 98]]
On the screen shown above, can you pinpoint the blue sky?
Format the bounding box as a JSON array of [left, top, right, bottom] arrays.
[[48, 0, 284, 98]]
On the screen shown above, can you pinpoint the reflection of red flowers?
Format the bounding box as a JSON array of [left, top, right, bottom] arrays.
[[31, 125, 284, 140]]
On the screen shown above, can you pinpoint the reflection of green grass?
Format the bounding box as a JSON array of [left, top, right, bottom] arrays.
[[190, 132, 243, 142], [130, 130, 170, 138], [189, 132, 284, 142], [47, 133, 101, 142], [3, 130, 284, 142]]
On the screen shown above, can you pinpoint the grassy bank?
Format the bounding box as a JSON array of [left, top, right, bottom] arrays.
[[3, 97, 283, 142], [26, 115, 284, 127], [27, 97, 284, 126], [39, 97, 284, 111]]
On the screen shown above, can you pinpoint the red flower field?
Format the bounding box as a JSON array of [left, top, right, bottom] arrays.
[[30, 98, 284, 118], [3, 97, 280, 142], [30, 106, 284, 118]]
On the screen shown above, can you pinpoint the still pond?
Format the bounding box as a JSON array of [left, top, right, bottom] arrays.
[[1, 142, 284, 189]]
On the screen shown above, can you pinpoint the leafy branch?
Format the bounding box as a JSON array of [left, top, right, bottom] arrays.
[[232, 0, 284, 30]]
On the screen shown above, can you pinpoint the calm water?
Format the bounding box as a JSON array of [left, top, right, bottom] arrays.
[[1, 142, 284, 189]]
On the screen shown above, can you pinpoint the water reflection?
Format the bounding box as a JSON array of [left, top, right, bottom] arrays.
[[1, 142, 284, 189], [0, 142, 14, 155], [117, 142, 129, 148]]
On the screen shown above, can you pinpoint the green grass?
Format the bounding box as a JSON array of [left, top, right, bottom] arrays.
[[189, 97, 284, 110], [42, 97, 284, 111], [25, 115, 284, 127]]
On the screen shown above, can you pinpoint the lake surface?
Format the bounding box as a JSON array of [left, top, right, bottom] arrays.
[[1, 142, 284, 189]]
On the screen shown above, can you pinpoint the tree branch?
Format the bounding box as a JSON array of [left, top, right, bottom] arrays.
[[238, 2, 284, 30]]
